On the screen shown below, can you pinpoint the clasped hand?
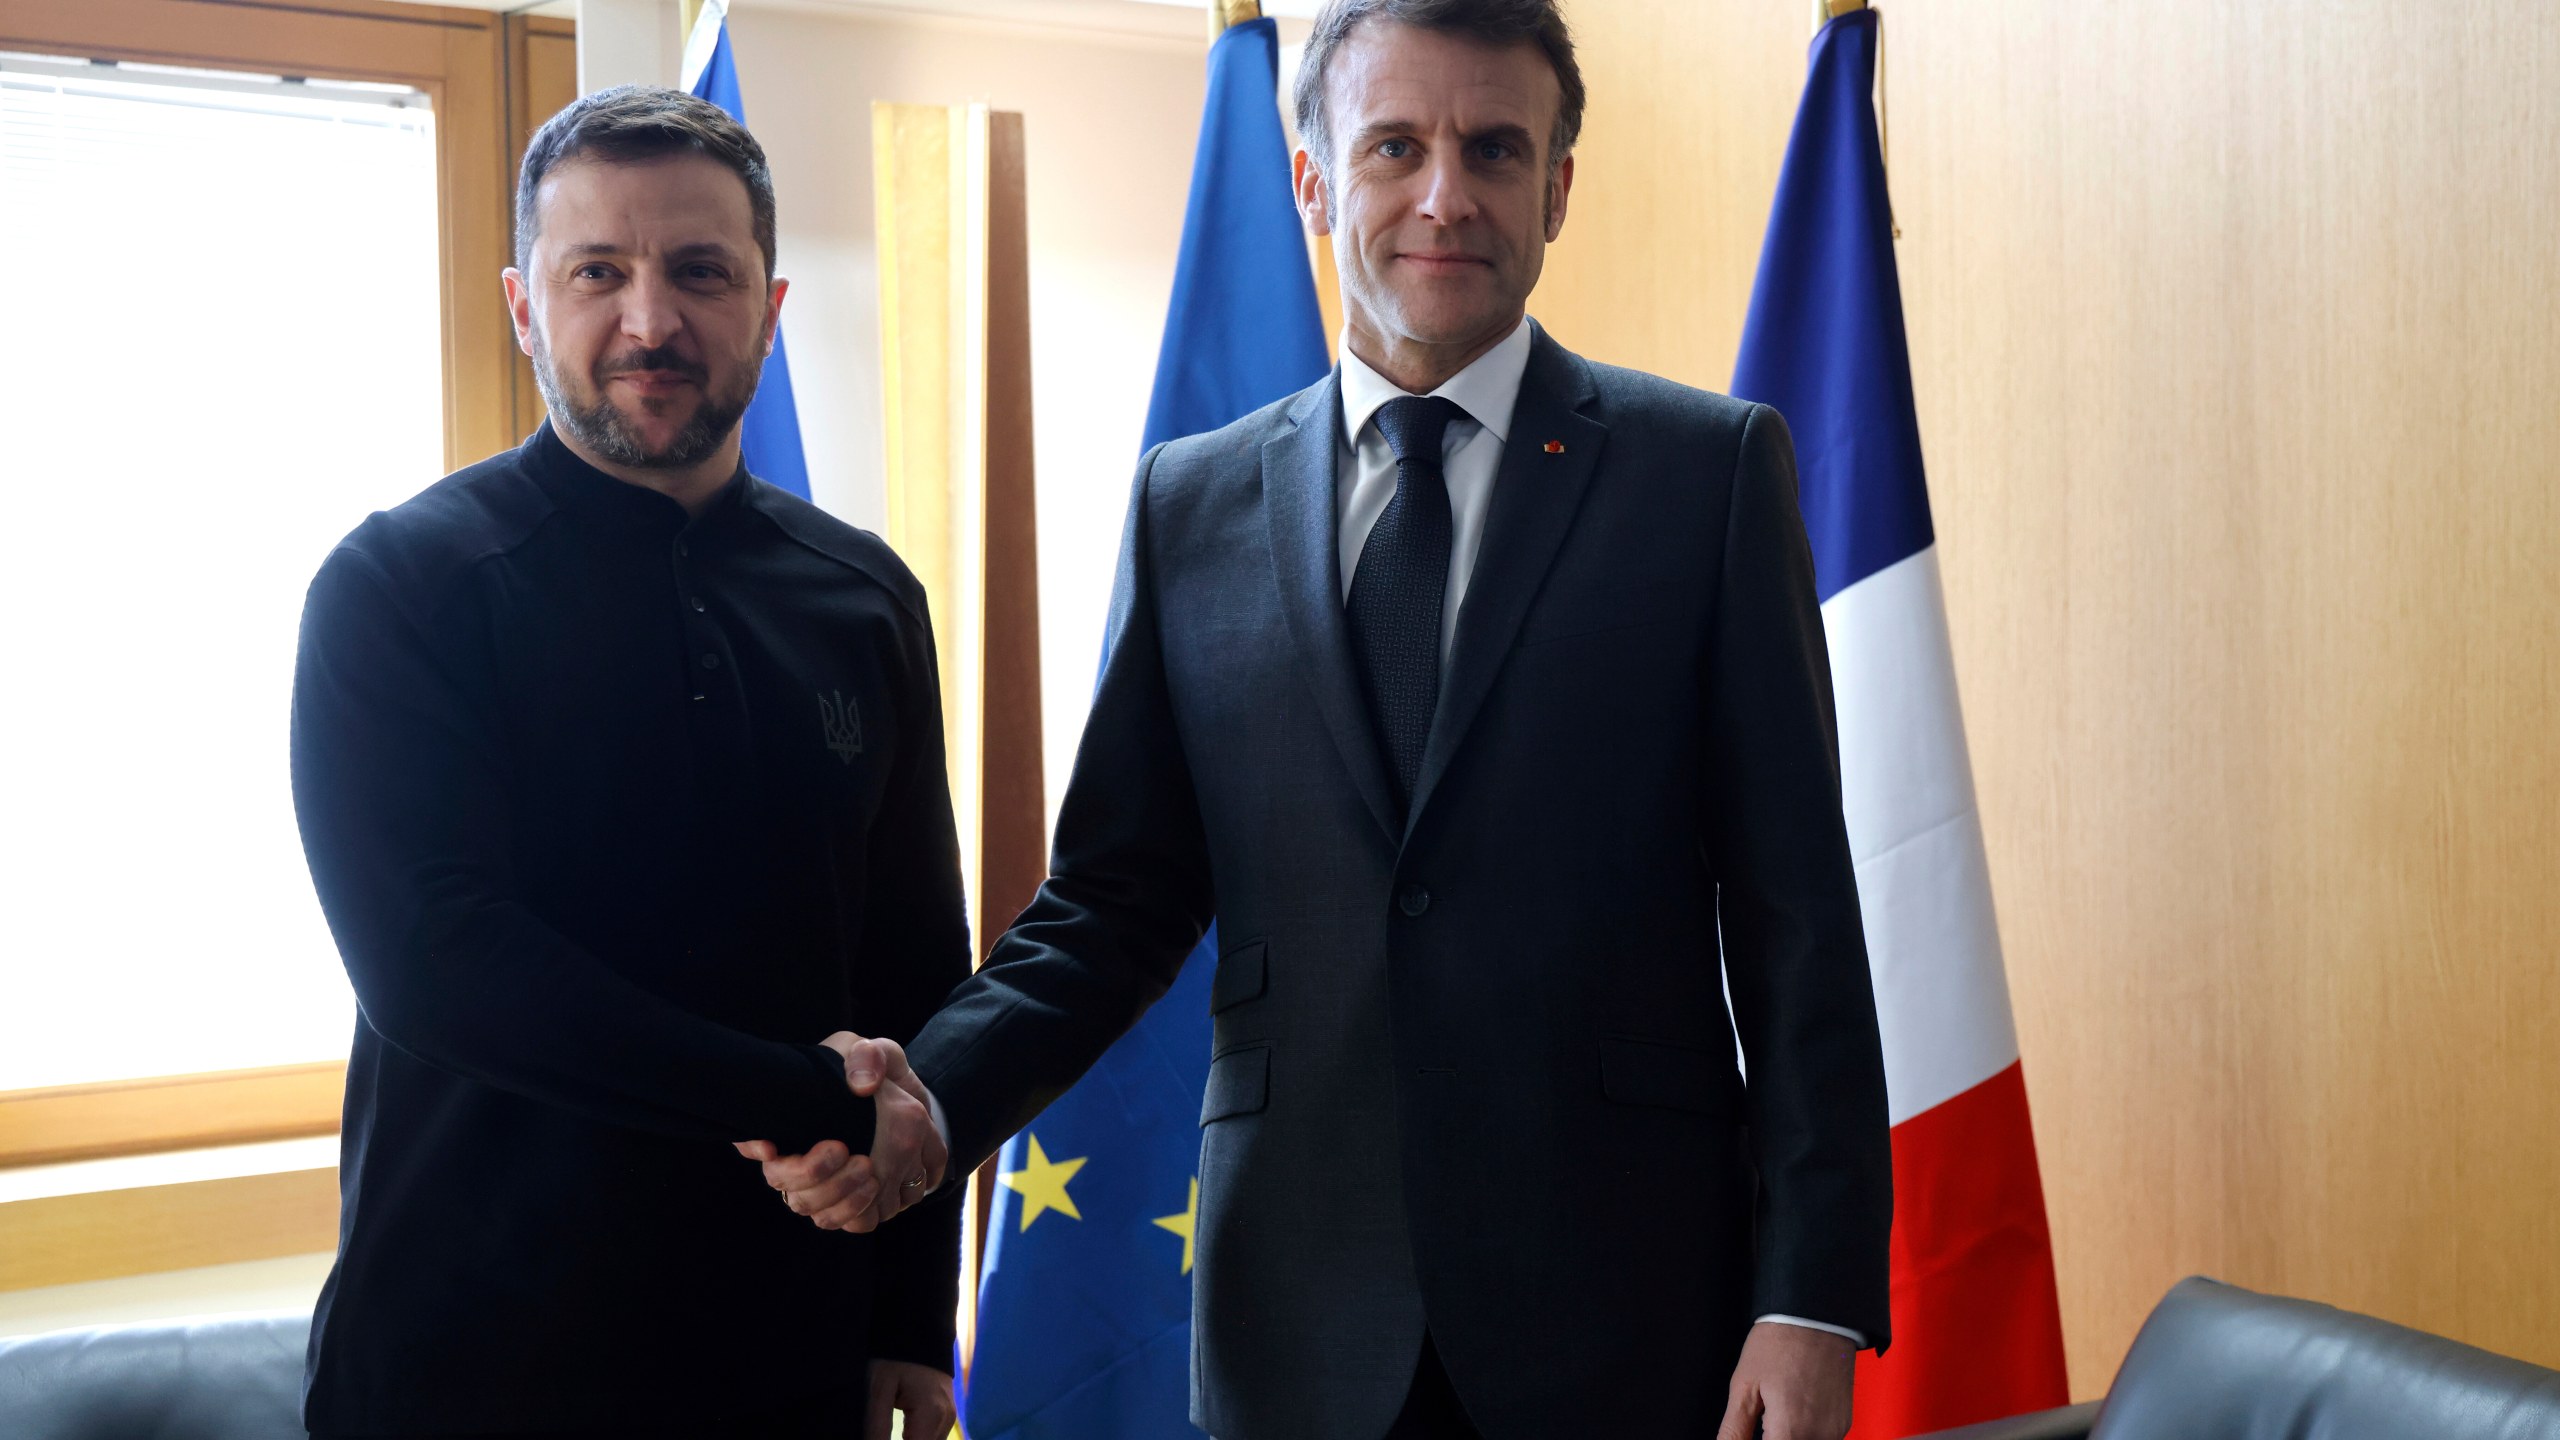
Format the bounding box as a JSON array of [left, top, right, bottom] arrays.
[[735, 1031, 945, 1233]]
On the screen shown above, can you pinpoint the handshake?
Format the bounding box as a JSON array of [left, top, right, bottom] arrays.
[[734, 1030, 948, 1233]]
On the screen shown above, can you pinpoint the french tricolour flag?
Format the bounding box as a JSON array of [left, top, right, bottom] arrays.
[[1732, 9, 2072, 1435]]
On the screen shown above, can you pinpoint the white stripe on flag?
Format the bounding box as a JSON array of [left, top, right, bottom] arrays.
[[678, 0, 729, 92], [1823, 547, 1977, 863], [1821, 545, 2019, 1125]]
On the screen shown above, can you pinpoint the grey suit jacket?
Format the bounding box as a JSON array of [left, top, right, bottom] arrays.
[[910, 324, 1891, 1440]]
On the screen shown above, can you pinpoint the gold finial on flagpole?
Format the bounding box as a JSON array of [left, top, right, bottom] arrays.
[[1212, 0, 1264, 39], [1804, 0, 1900, 238]]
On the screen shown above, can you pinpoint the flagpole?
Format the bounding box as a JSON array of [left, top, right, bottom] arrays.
[[1814, 0, 1865, 35], [1212, 0, 1263, 38], [1809, 0, 1898, 237]]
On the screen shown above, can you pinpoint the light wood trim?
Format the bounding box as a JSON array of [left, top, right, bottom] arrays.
[[431, 14, 519, 469], [0, 1167, 338, 1293], [0, 1065, 346, 1170], [871, 101, 1045, 1376], [502, 13, 581, 439], [0, 0, 482, 84]]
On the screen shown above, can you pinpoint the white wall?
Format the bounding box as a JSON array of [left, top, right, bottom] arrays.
[[577, 0, 678, 91], [581, 2, 1212, 825]]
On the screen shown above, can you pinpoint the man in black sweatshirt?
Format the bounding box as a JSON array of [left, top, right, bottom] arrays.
[[289, 85, 963, 1438]]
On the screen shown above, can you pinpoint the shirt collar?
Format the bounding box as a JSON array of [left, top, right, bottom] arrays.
[[526, 419, 752, 530], [1338, 316, 1534, 450]]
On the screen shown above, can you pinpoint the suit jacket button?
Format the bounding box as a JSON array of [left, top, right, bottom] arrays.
[[1398, 885, 1431, 917]]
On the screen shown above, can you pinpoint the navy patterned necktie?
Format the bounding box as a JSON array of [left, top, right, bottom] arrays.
[[1347, 394, 1465, 816]]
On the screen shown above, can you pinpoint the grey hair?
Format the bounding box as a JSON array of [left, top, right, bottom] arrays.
[[1290, 0, 1586, 178]]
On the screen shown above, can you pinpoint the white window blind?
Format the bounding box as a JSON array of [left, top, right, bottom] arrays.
[[0, 54, 446, 1090]]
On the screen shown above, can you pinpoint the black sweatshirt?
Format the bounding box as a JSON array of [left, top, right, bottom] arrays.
[[289, 422, 970, 1435]]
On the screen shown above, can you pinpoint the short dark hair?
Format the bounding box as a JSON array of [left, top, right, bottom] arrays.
[[514, 84, 778, 282], [1291, 0, 1585, 177]]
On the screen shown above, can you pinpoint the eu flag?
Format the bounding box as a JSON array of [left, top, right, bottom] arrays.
[[679, 0, 811, 501], [959, 16, 1328, 1440]]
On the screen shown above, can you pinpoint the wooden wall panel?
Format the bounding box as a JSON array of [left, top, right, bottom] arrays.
[[978, 109, 1049, 968], [0, 1168, 338, 1292], [0, 1065, 343, 1169], [875, 101, 961, 734], [873, 102, 1046, 1367], [1526, 1, 1800, 391], [1540, 0, 2560, 1399], [874, 101, 1047, 953]]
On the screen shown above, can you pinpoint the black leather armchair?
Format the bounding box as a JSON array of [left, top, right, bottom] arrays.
[[0, 1312, 310, 1440], [8, 1281, 2558, 1439], [1921, 1276, 2560, 1439]]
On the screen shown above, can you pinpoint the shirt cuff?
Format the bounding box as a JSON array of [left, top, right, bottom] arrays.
[[925, 1085, 952, 1153], [1756, 1314, 1867, 1349]]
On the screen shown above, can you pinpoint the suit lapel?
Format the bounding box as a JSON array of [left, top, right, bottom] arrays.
[[1406, 329, 1608, 836], [1263, 374, 1402, 844]]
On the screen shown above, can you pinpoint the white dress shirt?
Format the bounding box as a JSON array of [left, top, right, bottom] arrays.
[[929, 314, 1865, 1352], [1334, 316, 1533, 663]]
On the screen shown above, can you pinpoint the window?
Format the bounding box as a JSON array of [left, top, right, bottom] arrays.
[[0, 53, 445, 1091], [0, 4, 564, 1183]]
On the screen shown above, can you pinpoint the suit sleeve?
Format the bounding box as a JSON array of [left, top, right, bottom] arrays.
[[904, 445, 1217, 1175], [1701, 404, 1895, 1351], [854, 602, 973, 1372], [290, 544, 872, 1154]]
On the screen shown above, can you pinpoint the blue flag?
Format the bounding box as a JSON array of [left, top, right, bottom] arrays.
[[1730, 5, 1929, 602], [960, 18, 1328, 1440], [680, 0, 811, 501]]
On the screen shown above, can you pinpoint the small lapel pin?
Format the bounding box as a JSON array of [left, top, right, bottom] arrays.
[[1542, 440, 1566, 454]]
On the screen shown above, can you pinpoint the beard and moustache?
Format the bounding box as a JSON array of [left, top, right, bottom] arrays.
[[531, 333, 760, 471]]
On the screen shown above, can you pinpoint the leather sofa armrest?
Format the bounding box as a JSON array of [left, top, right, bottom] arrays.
[[0, 1312, 311, 1440], [1909, 1399, 2104, 1440]]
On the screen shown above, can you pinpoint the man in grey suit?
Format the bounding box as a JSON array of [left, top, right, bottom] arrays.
[[752, 2, 1892, 1436]]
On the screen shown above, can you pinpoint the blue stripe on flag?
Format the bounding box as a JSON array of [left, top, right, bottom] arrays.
[[687, 18, 812, 501], [1731, 9, 1931, 602]]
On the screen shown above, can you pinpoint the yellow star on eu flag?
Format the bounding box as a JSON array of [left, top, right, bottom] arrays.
[[998, 1133, 1086, 1231], [1153, 1177, 1199, 1274]]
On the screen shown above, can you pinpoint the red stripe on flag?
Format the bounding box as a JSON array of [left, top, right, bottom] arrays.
[[1846, 1060, 2070, 1439]]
